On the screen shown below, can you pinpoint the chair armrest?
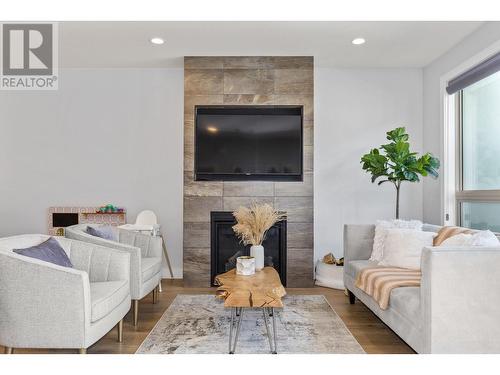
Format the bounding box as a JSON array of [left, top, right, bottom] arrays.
[[149, 235, 163, 259], [67, 239, 131, 283], [118, 229, 162, 258], [65, 227, 141, 261], [420, 246, 500, 353], [65, 229, 140, 276], [343, 224, 375, 262], [0, 252, 91, 348]]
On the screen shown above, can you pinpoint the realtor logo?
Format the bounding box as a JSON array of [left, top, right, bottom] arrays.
[[1, 22, 58, 90]]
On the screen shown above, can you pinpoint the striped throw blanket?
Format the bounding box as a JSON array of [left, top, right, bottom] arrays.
[[355, 267, 421, 310]]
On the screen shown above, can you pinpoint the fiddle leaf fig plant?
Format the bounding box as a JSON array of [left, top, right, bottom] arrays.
[[360, 127, 440, 219]]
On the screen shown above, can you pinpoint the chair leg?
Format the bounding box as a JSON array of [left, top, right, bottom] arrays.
[[117, 319, 123, 343], [133, 300, 139, 326], [4, 347, 13, 354], [347, 290, 356, 304], [152, 286, 159, 304], [78, 348, 87, 354], [158, 280, 162, 293]]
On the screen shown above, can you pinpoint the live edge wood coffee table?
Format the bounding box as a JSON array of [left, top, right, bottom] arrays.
[[214, 267, 286, 354]]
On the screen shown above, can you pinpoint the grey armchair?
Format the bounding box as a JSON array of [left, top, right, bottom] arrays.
[[0, 235, 131, 354], [65, 224, 162, 325]]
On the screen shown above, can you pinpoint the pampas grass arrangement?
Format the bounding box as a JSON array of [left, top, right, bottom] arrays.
[[232, 203, 286, 246]]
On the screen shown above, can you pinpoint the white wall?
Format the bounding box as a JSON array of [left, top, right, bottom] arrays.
[[10, 33, 500, 274], [315, 68, 423, 261], [423, 22, 500, 225], [0, 68, 184, 278]]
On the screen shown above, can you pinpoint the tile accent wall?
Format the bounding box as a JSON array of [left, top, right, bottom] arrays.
[[183, 56, 314, 287]]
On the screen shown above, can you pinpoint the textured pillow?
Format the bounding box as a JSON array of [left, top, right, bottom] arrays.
[[439, 233, 473, 246], [370, 219, 423, 262], [13, 237, 73, 268], [438, 230, 500, 247], [433, 226, 473, 246], [470, 230, 500, 246], [379, 228, 436, 270], [86, 225, 117, 241]]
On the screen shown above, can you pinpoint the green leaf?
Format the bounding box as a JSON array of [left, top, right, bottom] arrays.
[[386, 127, 408, 142], [360, 126, 440, 187]]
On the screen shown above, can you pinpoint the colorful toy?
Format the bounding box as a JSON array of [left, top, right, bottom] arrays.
[[97, 204, 124, 213]]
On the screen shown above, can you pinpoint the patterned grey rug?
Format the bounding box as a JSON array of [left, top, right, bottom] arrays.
[[136, 294, 365, 354]]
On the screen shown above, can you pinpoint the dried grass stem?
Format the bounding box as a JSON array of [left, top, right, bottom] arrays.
[[232, 203, 286, 246]]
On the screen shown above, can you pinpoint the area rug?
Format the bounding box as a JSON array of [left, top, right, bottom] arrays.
[[136, 294, 365, 354]]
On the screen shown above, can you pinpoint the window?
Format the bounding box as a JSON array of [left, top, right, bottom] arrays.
[[461, 202, 500, 232], [456, 70, 500, 231]]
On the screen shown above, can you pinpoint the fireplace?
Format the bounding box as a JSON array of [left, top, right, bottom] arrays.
[[210, 211, 287, 286]]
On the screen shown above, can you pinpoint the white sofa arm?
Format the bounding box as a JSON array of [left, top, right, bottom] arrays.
[[420, 246, 500, 353], [0, 252, 91, 349]]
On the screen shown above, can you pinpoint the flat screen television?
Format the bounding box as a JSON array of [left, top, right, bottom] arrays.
[[194, 106, 303, 181]]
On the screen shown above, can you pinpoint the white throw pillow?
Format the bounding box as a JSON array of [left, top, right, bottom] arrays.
[[370, 219, 423, 262], [379, 228, 436, 270], [439, 230, 500, 247], [470, 230, 500, 246], [439, 233, 472, 246]]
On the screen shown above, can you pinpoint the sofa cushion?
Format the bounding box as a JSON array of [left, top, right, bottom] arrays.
[[379, 228, 436, 270], [388, 286, 421, 323], [433, 226, 473, 246], [141, 257, 161, 282], [371, 219, 423, 262], [90, 280, 129, 322], [345, 259, 379, 279]]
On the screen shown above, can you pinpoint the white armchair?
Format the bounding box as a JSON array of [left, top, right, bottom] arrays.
[[65, 224, 162, 325], [0, 235, 131, 354]]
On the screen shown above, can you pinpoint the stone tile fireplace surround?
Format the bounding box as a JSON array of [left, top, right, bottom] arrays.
[[183, 56, 314, 287]]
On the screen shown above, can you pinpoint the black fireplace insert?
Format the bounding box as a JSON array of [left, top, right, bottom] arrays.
[[210, 211, 287, 286]]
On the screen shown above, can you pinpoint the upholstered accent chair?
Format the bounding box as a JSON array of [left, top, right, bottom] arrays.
[[65, 224, 162, 325], [0, 235, 131, 354]]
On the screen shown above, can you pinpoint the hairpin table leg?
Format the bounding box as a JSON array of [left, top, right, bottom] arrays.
[[228, 307, 244, 354], [262, 308, 274, 353], [270, 308, 278, 354]]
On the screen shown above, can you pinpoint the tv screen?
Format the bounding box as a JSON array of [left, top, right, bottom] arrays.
[[52, 213, 79, 227], [194, 106, 303, 181]]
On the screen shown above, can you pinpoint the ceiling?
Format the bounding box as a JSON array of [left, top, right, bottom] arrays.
[[59, 21, 485, 68]]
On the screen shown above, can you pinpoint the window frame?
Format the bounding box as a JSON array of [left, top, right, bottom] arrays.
[[441, 42, 500, 228], [455, 88, 500, 228]]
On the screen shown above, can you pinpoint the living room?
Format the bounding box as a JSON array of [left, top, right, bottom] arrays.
[[1, 1, 500, 373]]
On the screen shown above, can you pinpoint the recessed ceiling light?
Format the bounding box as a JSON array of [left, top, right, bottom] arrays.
[[352, 38, 366, 45], [150, 37, 164, 45]]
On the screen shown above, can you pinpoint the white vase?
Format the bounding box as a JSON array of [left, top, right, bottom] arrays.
[[236, 256, 256, 276], [250, 245, 265, 271]]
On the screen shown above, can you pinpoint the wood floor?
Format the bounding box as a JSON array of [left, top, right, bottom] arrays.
[[0, 279, 414, 354]]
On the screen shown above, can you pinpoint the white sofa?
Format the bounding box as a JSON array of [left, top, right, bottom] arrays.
[[344, 223, 500, 353], [0, 235, 131, 353], [65, 224, 162, 325]]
